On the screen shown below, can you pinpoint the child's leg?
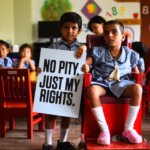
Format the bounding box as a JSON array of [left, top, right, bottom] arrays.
[[80, 91, 85, 142], [56, 117, 75, 149], [44, 115, 56, 146], [60, 117, 71, 142], [88, 85, 108, 131], [122, 83, 142, 143], [88, 85, 110, 145]]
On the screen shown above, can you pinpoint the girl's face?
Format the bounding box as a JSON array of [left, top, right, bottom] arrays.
[[20, 47, 31, 59], [103, 24, 124, 48], [91, 23, 104, 35], [60, 22, 80, 45], [0, 44, 9, 59]]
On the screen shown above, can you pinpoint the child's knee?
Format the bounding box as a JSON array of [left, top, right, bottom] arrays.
[[87, 86, 99, 97], [133, 84, 142, 94]]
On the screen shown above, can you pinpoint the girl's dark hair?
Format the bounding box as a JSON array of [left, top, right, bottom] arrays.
[[88, 15, 106, 32], [104, 20, 124, 34], [60, 12, 82, 30], [0, 40, 9, 49], [132, 42, 147, 57], [19, 43, 32, 55]]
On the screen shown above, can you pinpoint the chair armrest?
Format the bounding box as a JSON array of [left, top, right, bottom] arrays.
[[84, 73, 92, 88], [83, 73, 92, 100], [131, 72, 143, 86], [145, 66, 150, 75], [144, 67, 150, 85]]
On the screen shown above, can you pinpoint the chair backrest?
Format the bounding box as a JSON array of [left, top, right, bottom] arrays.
[[0, 69, 32, 110], [86, 34, 128, 53]]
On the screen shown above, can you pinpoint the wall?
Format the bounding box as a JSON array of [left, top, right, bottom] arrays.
[[31, 0, 141, 43], [0, 0, 33, 46], [0, 0, 149, 48], [141, 0, 150, 49], [14, 0, 32, 45], [0, 0, 14, 44]]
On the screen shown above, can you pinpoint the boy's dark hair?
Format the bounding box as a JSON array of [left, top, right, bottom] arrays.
[[0, 40, 10, 49], [59, 12, 82, 30], [88, 15, 106, 32], [132, 41, 147, 57], [19, 43, 32, 55], [104, 20, 124, 34]]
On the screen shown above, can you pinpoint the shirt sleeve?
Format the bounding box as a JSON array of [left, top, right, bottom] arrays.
[[49, 43, 56, 49], [6, 57, 13, 68], [138, 58, 145, 73], [32, 60, 35, 66], [0, 58, 3, 66], [130, 50, 139, 69], [91, 47, 103, 64]]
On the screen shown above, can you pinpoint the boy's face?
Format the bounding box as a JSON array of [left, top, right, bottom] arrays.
[[60, 22, 80, 44], [0, 44, 9, 59], [103, 24, 124, 48], [91, 23, 104, 35]]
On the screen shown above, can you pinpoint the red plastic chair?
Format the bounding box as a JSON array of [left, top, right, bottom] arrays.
[[143, 66, 150, 117], [86, 34, 128, 53], [0, 69, 43, 139], [81, 35, 143, 148]]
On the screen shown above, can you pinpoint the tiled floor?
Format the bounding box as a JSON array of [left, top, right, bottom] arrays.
[[0, 111, 150, 150]]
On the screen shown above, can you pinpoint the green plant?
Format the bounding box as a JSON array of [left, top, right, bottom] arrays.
[[41, 0, 72, 21]]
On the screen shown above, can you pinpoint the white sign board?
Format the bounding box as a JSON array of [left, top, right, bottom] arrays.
[[33, 48, 86, 118]]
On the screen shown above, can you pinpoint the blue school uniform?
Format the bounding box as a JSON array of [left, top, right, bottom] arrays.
[[138, 57, 145, 73], [91, 46, 139, 97], [13, 59, 35, 71], [0, 57, 13, 68], [49, 38, 82, 51]]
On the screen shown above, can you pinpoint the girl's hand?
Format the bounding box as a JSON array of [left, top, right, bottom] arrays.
[[20, 57, 29, 64], [82, 64, 90, 73], [75, 45, 87, 58]]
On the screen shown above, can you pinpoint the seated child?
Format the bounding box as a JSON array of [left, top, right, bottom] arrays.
[[14, 43, 36, 71], [82, 20, 142, 145], [132, 41, 147, 73], [88, 15, 106, 35], [0, 40, 13, 68]]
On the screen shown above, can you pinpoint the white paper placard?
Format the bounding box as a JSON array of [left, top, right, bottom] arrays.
[[33, 48, 86, 118]]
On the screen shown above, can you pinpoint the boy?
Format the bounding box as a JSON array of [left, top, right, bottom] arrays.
[[43, 12, 86, 150], [82, 20, 142, 145], [88, 15, 106, 35], [0, 40, 13, 68]]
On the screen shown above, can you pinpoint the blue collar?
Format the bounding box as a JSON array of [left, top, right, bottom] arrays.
[[105, 46, 127, 63], [56, 38, 81, 47]]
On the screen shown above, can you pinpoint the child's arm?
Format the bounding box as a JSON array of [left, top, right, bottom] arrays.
[[28, 59, 36, 71], [75, 45, 87, 58], [17, 58, 27, 69], [17, 58, 36, 71], [132, 66, 140, 73], [82, 57, 93, 73]]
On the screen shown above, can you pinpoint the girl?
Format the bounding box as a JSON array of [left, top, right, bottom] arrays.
[[83, 20, 142, 145], [15, 43, 35, 71]]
